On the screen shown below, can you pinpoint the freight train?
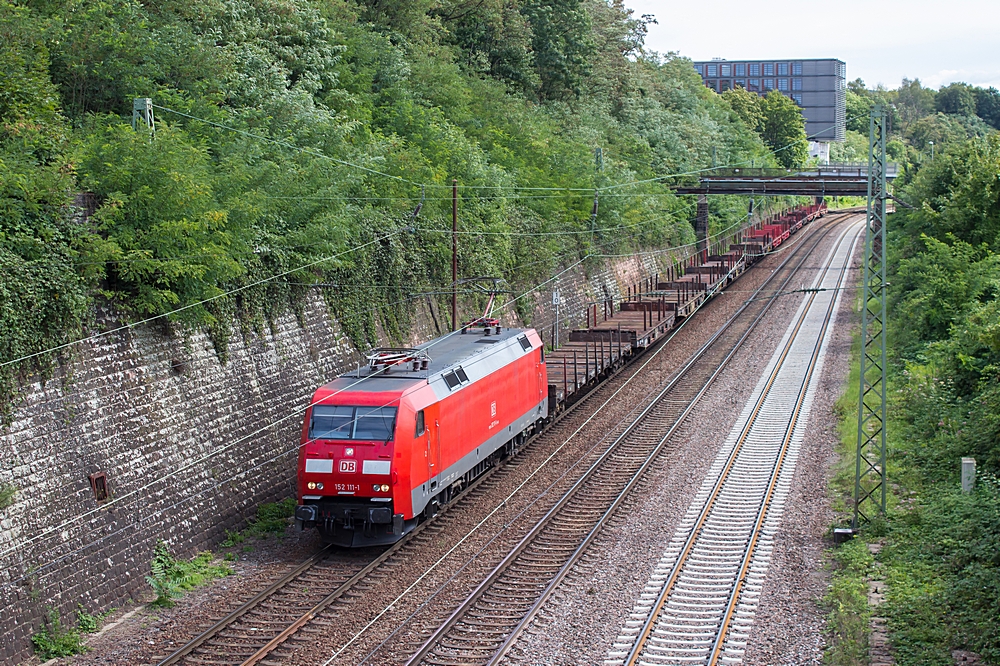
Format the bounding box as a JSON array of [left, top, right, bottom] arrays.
[[294, 202, 827, 547]]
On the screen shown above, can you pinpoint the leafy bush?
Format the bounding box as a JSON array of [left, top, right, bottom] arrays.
[[860, 131, 1000, 664], [146, 541, 232, 607], [221, 497, 296, 547], [31, 608, 87, 659], [0, 483, 15, 510], [2, 0, 788, 391]]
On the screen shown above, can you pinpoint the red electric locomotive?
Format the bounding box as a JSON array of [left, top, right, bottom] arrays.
[[294, 323, 548, 546]]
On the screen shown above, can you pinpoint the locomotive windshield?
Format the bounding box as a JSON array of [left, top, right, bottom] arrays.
[[310, 405, 397, 441]]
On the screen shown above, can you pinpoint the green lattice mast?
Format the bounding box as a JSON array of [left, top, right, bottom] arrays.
[[853, 104, 888, 529]]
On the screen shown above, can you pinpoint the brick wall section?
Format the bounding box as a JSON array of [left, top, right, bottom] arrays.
[[0, 239, 713, 663]]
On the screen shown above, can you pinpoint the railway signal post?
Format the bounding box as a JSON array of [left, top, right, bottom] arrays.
[[853, 104, 888, 530]]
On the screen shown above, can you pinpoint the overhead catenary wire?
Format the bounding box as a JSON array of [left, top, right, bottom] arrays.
[[3, 189, 780, 447], [0, 204, 736, 567], [16, 190, 772, 429]]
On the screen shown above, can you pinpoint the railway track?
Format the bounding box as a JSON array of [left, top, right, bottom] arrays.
[[155, 287, 658, 666], [157, 546, 372, 665], [609, 218, 864, 666], [156, 212, 854, 666], [400, 214, 859, 666]]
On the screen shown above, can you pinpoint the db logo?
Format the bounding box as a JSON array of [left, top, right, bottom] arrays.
[[339, 459, 357, 473], [490, 401, 497, 417]]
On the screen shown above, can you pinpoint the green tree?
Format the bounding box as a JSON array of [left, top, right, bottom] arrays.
[[974, 86, 1000, 129], [522, 0, 595, 100], [76, 123, 245, 323], [846, 89, 874, 133], [936, 82, 977, 117], [758, 90, 807, 168], [907, 112, 968, 151], [441, 0, 537, 92], [896, 77, 936, 133], [722, 87, 764, 133]]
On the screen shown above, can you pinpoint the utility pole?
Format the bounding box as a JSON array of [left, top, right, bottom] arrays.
[[132, 98, 155, 138], [452, 179, 458, 332], [853, 104, 888, 530], [553, 290, 560, 349]]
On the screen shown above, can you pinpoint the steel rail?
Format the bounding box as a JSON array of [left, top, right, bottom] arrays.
[[482, 214, 856, 666], [705, 222, 861, 664], [621, 218, 862, 666], [404, 214, 852, 666], [159, 211, 850, 666], [156, 544, 336, 665], [235, 350, 648, 666]]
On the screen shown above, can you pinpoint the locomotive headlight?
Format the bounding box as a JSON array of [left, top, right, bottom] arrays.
[[381, 484, 390, 492], [316, 482, 324, 490], [372, 484, 381, 492], [307, 482, 317, 490]]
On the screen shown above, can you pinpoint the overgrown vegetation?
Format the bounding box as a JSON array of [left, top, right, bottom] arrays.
[[0, 0, 797, 408], [822, 538, 873, 666], [0, 482, 15, 510], [827, 80, 999, 663], [146, 541, 232, 607], [723, 88, 809, 168], [221, 497, 296, 547], [31, 608, 88, 659]]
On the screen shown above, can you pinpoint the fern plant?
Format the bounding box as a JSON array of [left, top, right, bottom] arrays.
[[145, 541, 231, 607], [145, 541, 183, 607]]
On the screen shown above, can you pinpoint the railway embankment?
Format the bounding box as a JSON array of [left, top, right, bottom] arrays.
[[822, 135, 1000, 665]]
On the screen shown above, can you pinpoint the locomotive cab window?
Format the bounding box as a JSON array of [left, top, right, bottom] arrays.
[[310, 405, 397, 441], [354, 406, 397, 441], [415, 410, 425, 437], [518, 335, 532, 351], [310, 405, 354, 439]]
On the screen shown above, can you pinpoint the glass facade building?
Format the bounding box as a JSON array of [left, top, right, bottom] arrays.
[[693, 58, 846, 143]]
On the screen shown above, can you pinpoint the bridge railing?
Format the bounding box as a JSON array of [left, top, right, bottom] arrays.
[[700, 163, 898, 179]]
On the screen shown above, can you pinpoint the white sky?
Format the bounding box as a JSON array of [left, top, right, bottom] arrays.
[[626, 0, 1000, 90]]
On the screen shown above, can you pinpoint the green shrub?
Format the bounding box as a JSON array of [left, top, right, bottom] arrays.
[[31, 608, 87, 659], [245, 498, 296, 537], [221, 497, 297, 547], [145, 541, 232, 607], [0, 483, 15, 510]]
